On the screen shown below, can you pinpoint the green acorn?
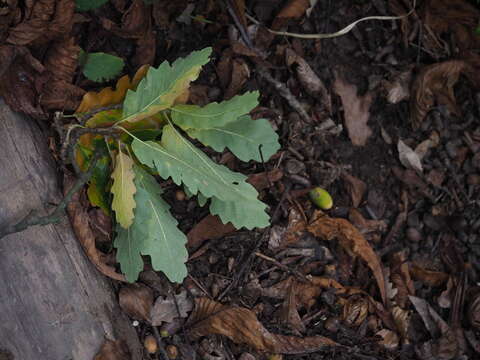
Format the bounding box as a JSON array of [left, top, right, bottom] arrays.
[[309, 187, 333, 210]]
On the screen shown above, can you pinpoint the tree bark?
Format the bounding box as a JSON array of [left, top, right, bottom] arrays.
[[0, 100, 142, 360]]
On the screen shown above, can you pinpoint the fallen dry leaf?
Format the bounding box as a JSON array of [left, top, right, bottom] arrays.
[[119, 283, 153, 321], [40, 37, 85, 111], [423, 0, 480, 52], [7, 0, 75, 46], [225, 57, 250, 100], [150, 290, 193, 325], [348, 208, 387, 235], [410, 264, 449, 287], [95, 339, 130, 360], [273, 0, 310, 30], [188, 297, 338, 354], [410, 60, 468, 128], [376, 329, 399, 350], [64, 173, 125, 281], [390, 251, 414, 308], [342, 173, 367, 208], [398, 139, 423, 173], [342, 296, 369, 327], [333, 73, 373, 146], [409, 295, 458, 359], [285, 48, 331, 113], [307, 211, 388, 306], [76, 65, 149, 113]]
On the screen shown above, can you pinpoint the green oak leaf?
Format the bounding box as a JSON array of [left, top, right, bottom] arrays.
[[131, 124, 269, 229], [122, 48, 212, 123], [115, 166, 188, 282]]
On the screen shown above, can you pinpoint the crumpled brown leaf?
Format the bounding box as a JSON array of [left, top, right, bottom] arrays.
[[94, 339, 131, 360], [307, 211, 388, 306], [64, 173, 126, 282], [150, 290, 193, 325], [40, 37, 85, 111], [119, 283, 153, 321], [410, 264, 449, 287], [188, 297, 338, 354], [333, 73, 373, 146], [410, 60, 470, 128], [7, 0, 75, 46], [423, 0, 480, 52]]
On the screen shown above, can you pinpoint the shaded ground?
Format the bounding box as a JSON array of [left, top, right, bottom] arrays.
[[1, 0, 480, 359]]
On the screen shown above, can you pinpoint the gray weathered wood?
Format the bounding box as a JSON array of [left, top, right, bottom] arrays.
[[0, 100, 142, 360]]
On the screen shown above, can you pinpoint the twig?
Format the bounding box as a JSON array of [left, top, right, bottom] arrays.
[[0, 151, 102, 239], [254, 251, 310, 283], [76, 104, 123, 125], [244, 0, 416, 39], [255, 65, 312, 124]]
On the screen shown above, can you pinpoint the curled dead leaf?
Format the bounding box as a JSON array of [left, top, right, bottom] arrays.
[[7, 0, 75, 46], [341, 173, 366, 208], [410, 264, 449, 287], [410, 60, 469, 128], [188, 297, 338, 354], [119, 283, 153, 321], [307, 211, 388, 306], [64, 173, 125, 282]]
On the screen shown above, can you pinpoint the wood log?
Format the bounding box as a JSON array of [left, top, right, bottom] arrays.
[[0, 100, 142, 360]]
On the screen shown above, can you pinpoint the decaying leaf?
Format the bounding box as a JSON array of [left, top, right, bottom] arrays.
[[383, 68, 412, 104], [285, 48, 331, 113], [376, 329, 399, 350], [7, 0, 75, 46], [150, 290, 193, 325], [410, 264, 449, 287], [188, 297, 337, 354], [333, 73, 373, 146], [94, 339, 130, 360], [111, 151, 136, 229], [342, 296, 369, 327], [409, 295, 458, 359], [410, 60, 469, 128], [64, 173, 125, 282], [307, 211, 388, 305], [119, 283, 154, 321]]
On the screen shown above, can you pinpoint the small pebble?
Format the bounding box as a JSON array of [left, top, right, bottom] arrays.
[[144, 335, 158, 354], [166, 345, 178, 359]]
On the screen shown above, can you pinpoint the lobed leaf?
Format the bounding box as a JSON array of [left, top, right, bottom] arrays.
[[122, 48, 212, 123], [171, 92, 259, 128], [115, 166, 188, 282], [131, 124, 270, 229], [111, 151, 137, 229], [179, 115, 280, 162]]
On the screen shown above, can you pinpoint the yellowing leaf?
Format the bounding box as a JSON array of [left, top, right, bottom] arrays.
[[122, 48, 212, 123], [76, 65, 149, 113], [111, 151, 137, 228]]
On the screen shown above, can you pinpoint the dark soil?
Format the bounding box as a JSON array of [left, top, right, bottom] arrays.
[[1, 0, 480, 359]]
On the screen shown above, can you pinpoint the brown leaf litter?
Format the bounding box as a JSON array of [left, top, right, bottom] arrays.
[[187, 297, 338, 354]]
